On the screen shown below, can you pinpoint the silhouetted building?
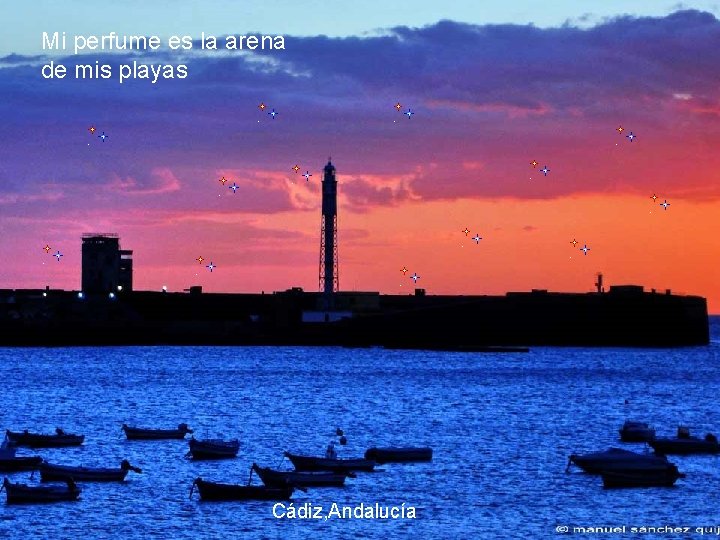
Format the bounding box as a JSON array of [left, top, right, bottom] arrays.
[[319, 159, 339, 295], [81, 234, 133, 293], [595, 272, 605, 293]]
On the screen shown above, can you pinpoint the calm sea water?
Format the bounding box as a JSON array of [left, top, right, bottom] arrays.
[[0, 317, 719, 539]]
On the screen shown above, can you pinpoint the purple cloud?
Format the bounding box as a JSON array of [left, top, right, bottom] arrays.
[[0, 9, 719, 215]]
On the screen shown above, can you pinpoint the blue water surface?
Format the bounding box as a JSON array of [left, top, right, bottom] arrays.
[[0, 317, 718, 539]]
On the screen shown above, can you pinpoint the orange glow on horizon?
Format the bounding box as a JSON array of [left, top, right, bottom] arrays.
[[6, 194, 717, 313]]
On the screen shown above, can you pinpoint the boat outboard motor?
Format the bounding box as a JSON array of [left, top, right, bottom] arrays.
[[121, 459, 143, 473]]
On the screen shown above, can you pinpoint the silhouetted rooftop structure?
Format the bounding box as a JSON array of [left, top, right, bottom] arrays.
[[81, 234, 133, 294]]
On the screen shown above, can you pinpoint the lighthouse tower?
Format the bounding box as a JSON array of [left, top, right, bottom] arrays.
[[319, 159, 339, 296]]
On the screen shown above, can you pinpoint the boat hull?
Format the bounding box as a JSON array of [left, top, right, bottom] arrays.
[[364, 447, 433, 464], [284, 452, 375, 473], [6, 430, 84, 448], [122, 425, 191, 440], [39, 464, 129, 482], [618, 421, 655, 443], [569, 448, 671, 474], [254, 465, 347, 488], [192, 479, 293, 501], [619, 431, 655, 443], [188, 439, 239, 460], [0, 457, 43, 472], [602, 469, 683, 488], [649, 438, 720, 455], [2, 479, 80, 504]]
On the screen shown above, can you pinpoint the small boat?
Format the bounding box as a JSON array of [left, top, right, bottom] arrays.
[[122, 423, 193, 440], [648, 426, 720, 455], [0, 440, 42, 472], [252, 463, 348, 488], [364, 447, 433, 464], [619, 421, 656, 442], [601, 465, 685, 488], [5, 428, 84, 448], [0, 456, 43, 473], [284, 451, 375, 472], [39, 459, 142, 482], [187, 437, 239, 460], [190, 477, 293, 501], [2, 477, 80, 504], [568, 448, 672, 474]]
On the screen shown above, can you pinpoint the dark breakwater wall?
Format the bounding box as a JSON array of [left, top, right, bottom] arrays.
[[0, 287, 709, 347]]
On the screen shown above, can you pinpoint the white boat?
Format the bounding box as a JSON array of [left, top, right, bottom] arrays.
[[568, 448, 671, 474]]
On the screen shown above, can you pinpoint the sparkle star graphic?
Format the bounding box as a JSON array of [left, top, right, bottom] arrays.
[[258, 103, 266, 111], [660, 200, 670, 210], [541, 166, 550, 176], [616, 126, 624, 134], [571, 239, 578, 247], [462, 228, 470, 236], [410, 273, 420, 283], [303, 171, 312, 181], [472, 234, 482, 244], [400, 267, 408, 275], [394, 102, 402, 111], [405, 109, 414, 119], [229, 183, 239, 193], [626, 132, 636, 142], [219, 176, 228, 185], [43, 245, 51, 253], [53, 250, 63, 261], [651, 194, 658, 202], [530, 160, 538, 168], [292, 165, 300, 173], [196, 256, 204, 264], [98, 132, 108, 142], [206, 262, 216, 272], [88, 126, 96, 135], [268, 109, 278, 119], [580, 244, 590, 255]]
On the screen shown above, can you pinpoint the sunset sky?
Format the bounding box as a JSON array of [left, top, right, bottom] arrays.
[[1, 2, 719, 311]]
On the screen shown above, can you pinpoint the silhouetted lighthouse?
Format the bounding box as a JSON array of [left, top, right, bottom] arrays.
[[319, 159, 339, 295]]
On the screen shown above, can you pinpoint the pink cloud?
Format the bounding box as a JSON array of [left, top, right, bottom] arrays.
[[110, 167, 181, 195]]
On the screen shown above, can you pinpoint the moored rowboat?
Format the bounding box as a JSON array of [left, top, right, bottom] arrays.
[[284, 451, 375, 473], [2, 477, 80, 504], [187, 437, 239, 460], [5, 429, 84, 448], [364, 447, 433, 464], [648, 427, 720, 455], [0, 440, 42, 472], [252, 463, 348, 488], [0, 456, 43, 472], [39, 459, 142, 482], [191, 477, 293, 501], [122, 423, 193, 440]]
